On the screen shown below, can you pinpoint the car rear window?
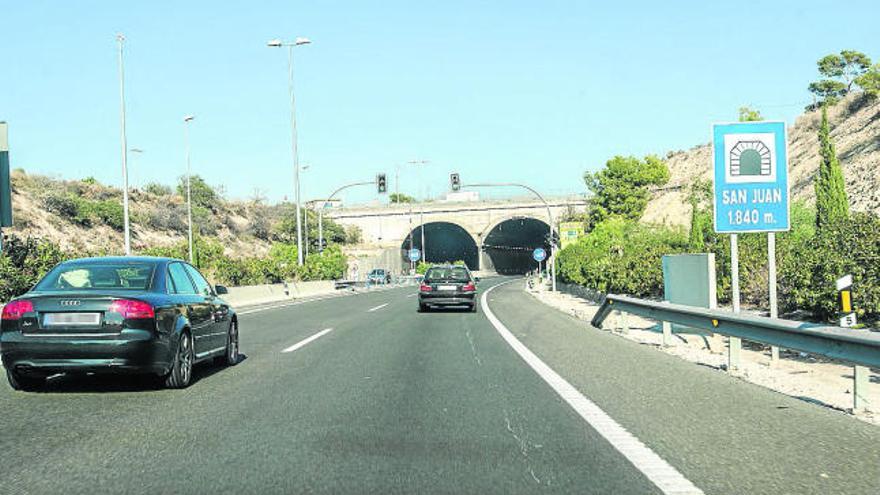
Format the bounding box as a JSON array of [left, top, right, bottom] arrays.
[[35, 263, 155, 291], [425, 267, 470, 282]]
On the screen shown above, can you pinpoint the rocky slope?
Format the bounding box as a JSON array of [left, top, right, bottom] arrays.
[[642, 95, 880, 226]]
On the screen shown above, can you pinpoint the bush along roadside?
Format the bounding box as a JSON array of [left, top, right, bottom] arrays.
[[556, 206, 880, 326], [0, 233, 350, 303]]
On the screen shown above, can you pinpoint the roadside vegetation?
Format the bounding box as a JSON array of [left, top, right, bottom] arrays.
[[0, 172, 357, 300], [558, 50, 880, 325]]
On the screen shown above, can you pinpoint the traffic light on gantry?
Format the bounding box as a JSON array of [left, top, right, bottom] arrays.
[[450, 173, 461, 192], [377, 173, 387, 194]]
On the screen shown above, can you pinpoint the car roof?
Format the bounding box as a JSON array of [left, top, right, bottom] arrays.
[[60, 256, 179, 265]]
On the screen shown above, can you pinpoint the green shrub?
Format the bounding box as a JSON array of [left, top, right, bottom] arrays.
[[557, 218, 689, 297], [0, 235, 69, 301], [299, 245, 347, 281], [781, 212, 880, 323], [144, 182, 173, 196]]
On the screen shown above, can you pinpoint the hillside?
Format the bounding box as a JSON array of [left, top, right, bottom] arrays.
[[642, 95, 880, 226], [4, 170, 276, 257]]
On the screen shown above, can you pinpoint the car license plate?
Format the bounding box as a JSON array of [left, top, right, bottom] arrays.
[[438, 284, 458, 291], [43, 312, 101, 326]]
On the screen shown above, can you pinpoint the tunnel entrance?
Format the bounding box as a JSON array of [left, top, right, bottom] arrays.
[[401, 222, 479, 270], [483, 217, 551, 274]]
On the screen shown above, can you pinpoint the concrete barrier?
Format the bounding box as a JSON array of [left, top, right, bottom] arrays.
[[222, 280, 338, 308]]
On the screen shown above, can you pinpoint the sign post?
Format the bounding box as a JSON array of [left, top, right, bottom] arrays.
[[713, 121, 790, 370], [533, 247, 547, 281], [0, 122, 13, 254]]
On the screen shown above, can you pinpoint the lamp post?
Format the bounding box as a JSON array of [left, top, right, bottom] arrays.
[[183, 115, 195, 264], [116, 34, 132, 255], [129, 148, 143, 190], [407, 159, 429, 261], [268, 36, 311, 266]]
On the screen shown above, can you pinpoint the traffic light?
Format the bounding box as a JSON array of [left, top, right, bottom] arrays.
[[450, 173, 461, 192], [377, 173, 387, 194]]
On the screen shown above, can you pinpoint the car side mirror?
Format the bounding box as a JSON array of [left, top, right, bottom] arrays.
[[214, 284, 229, 295], [474, 277, 481, 282]]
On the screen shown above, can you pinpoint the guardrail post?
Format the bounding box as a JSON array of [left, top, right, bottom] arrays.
[[662, 321, 672, 347], [619, 311, 629, 334], [854, 365, 869, 413], [728, 337, 741, 373]]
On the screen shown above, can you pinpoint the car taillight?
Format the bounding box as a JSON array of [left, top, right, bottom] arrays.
[[109, 299, 155, 319], [1, 300, 34, 320], [462, 283, 476, 292], [420, 284, 432, 292]]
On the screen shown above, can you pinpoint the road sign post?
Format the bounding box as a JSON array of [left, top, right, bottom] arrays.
[[533, 248, 547, 282], [0, 122, 13, 254], [713, 121, 789, 371]]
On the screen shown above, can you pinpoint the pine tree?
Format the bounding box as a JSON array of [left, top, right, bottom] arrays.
[[814, 106, 849, 230]]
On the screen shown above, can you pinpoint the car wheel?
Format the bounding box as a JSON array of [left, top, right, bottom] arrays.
[[6, 368, 45, 392], [470, 303, 477, 313], [418, 303, 428, 313], [164, 331, 194, 389], [219, 321, 239, 366]]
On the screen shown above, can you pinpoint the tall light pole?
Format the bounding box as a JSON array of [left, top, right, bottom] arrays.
[[183, 115, 195, 264], [129, 148, 143, 190], [408, 159, 429, 261], [116, 33, 132, 255], [268, 36, 311, 266]]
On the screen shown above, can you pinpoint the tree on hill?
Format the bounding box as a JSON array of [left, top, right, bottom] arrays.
[[738, 106, 763, 122], [855, 64, 880, 99], [814, 106, 849, 230], [389, 192, 415, 203], [584, 155, 669, 228], [177, 175, 220, 211], [808, 50, 872, 108]]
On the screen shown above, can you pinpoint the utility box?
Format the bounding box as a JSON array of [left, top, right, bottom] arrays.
[[0, 122, 12, 227], [662, 253, 716, 333]]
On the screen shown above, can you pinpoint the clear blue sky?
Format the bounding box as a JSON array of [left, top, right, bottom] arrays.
[[2, 1, 879, 204]]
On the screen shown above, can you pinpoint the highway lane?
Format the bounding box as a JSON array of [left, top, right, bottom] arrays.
[[1, 278, 877, 494]]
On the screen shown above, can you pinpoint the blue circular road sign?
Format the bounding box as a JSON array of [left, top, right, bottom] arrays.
[[532, 248, 547, 262], [408, 248, 421, 262]]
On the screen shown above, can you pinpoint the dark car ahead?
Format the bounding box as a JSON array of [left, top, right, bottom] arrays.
[[1, 257, 239, 391], [418, 265, 479, 313]]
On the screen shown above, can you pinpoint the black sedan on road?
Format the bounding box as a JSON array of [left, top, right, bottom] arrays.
[[1, 256, 239, 391], [418, 265, 479, 312]]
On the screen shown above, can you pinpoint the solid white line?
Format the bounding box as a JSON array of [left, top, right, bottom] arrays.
[[281, 328, 334, 353], [406, 294, 418, 298], [480, 283, 703, 495], [367, 303, 389, 312]]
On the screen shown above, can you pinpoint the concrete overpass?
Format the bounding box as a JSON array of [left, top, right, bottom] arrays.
[[325, 197, 588, 274]]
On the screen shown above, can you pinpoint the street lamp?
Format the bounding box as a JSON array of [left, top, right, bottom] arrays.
[[408, 159, 430, 262], [183, 115, 195, 264], [268, 36, 311, 266], [129, 148, 143, 190], [116, 33, 132, 255]]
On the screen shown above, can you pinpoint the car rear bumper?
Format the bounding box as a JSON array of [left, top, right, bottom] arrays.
[[0, 329, 174, 376], [419, 293, 476, 306]]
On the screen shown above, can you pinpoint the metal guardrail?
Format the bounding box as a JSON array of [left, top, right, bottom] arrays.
[[592, 294, 879, 412]]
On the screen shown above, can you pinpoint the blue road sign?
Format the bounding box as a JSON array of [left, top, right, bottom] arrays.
[[408, 248, 421, 262], [712, 121, 790, 233], [532, 248, 547, 262]]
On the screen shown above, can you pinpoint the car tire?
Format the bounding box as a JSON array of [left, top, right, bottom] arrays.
[[164, 331, 194, 389], [216, 321, 239, 366], [418, 303, 428, 313], [6, 368, 45, 392], [470, 303, 477, 313]]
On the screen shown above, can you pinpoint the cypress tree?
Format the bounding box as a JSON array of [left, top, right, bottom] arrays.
[[814, 106, 849, 229]]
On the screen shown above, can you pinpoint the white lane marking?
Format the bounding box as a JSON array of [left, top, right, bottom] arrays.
[[481, 283, 704, 495], [406, 294, 418, 298], [281, 328, 334, 353], [367, 303, 389, 312]]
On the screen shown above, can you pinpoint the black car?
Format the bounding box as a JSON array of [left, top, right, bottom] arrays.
[[0, 256, 239, 391], [418, 265, 479, 312]]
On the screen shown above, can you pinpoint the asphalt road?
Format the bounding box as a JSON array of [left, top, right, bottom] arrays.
[[1, 278, 878, 494]]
